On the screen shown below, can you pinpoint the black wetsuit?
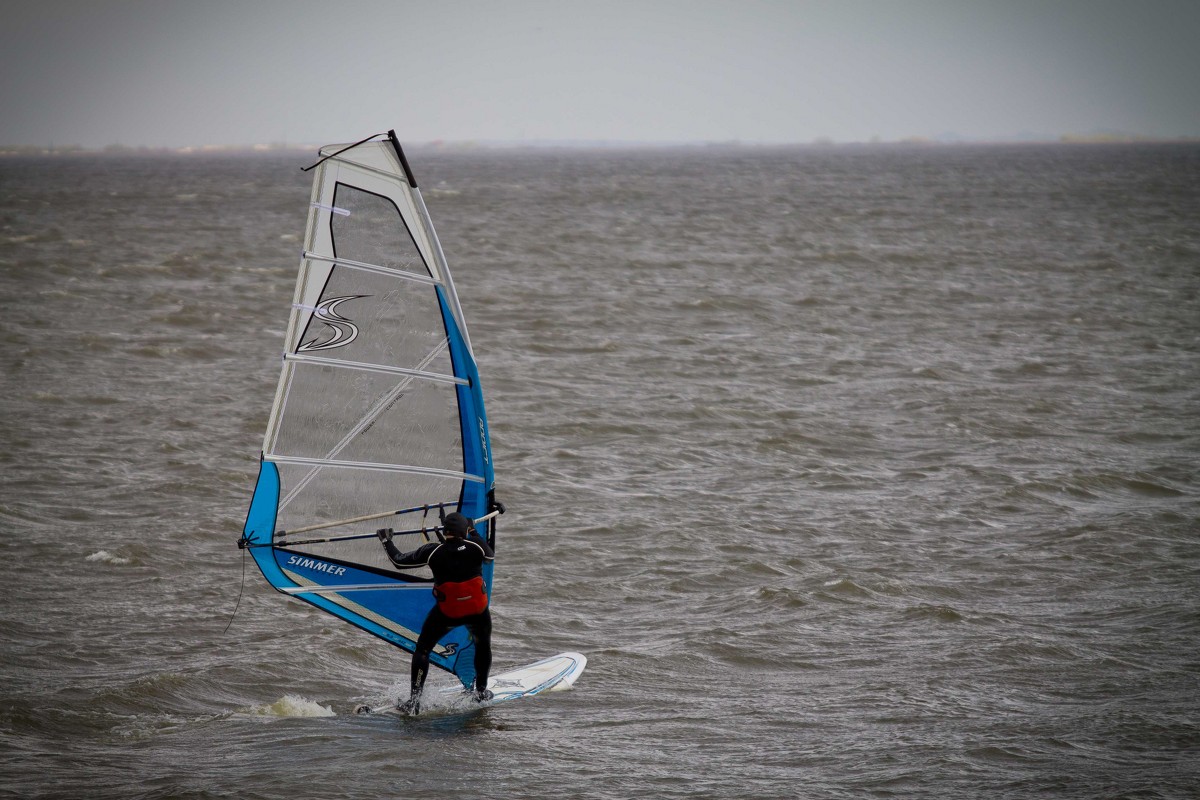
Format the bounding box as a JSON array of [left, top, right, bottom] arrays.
[[384, 534, 495, 698]]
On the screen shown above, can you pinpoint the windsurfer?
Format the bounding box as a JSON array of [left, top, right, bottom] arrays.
[[377, 511, 495, 714]]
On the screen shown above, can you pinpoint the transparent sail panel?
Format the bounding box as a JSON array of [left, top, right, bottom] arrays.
[[332, 183, 432, 277], [293, 263, 451, 370], [272, 461, 462, 574], [271, 362, 463, 469]]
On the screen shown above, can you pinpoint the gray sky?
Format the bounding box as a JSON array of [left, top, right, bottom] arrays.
[[3, 0, 1198, 148]]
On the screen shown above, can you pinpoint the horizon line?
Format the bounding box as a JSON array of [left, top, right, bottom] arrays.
[[3, 132, 1199, 156]]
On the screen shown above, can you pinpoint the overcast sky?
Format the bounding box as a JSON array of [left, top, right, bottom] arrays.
[[3, 0, 1198, 148]]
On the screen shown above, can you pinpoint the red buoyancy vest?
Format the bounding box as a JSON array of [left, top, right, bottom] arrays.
[[433, 576, 488, 618]]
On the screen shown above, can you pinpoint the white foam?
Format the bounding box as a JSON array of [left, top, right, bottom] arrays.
[[251, 694, 336, 718], [86, 551, 131, 565]]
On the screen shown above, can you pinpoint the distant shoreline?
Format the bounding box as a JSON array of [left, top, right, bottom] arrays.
[[3, 135, 1199, 158]]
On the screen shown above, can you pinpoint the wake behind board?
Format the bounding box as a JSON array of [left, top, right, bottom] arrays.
[[355, 652, 586, 716]]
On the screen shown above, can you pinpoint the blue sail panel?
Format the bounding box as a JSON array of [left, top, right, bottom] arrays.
[[440, 285, 495, 523]]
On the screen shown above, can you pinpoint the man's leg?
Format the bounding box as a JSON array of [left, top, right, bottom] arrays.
[[467, 609, 493, 700], [402, 608, 452, 713]]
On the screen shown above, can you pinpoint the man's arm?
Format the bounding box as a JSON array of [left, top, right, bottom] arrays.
[[377, 529, 439, 568]]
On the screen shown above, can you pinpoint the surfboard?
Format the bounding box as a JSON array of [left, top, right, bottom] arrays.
[[355, 651, 587, 716]]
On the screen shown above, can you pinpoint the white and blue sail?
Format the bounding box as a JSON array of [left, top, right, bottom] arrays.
[[241, 132, 496, 690]]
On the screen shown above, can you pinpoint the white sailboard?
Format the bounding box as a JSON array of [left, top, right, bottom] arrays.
[[239, 131, 585, 709], [355, 651, 587, 717]]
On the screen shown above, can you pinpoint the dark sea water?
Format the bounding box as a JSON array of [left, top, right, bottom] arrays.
[[2, 143, 1198, 799]]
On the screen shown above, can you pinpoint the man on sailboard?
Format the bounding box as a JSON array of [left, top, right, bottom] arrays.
[[377, 511, 495, 714]]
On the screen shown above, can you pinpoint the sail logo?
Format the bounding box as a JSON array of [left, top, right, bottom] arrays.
[[297, 295, 369, 352], [286, 554, 347, 577]]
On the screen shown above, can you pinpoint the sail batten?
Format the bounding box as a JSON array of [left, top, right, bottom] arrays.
[[284, 352, 468, 385], [301, 252, 442, 285], [242, 133, 496, 690], [281, 583, 434, 595], [266, 454, 486, 482]]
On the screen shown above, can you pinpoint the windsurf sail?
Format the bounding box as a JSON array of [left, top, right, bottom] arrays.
[[240, 131, 498, 690]]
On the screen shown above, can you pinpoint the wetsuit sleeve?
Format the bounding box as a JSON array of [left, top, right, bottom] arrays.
[[468, 534, 495, 560], [384, 540, 439, 569]]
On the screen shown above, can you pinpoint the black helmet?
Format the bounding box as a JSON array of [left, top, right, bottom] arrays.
[[443, 512, 473, 537]]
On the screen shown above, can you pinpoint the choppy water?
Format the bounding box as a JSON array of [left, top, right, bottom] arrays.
[[2, 143, 1199, 799]]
